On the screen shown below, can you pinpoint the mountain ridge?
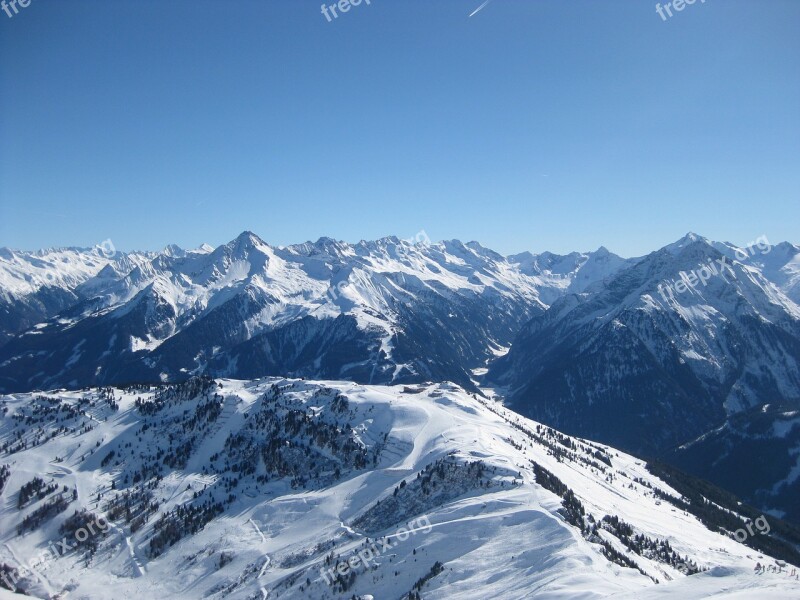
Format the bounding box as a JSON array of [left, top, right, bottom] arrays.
[[0, 232, 629, 394]]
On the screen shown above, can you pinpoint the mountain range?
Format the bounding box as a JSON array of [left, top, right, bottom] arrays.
[[0, 232, 626, 394], [1, 232, 799, 529]]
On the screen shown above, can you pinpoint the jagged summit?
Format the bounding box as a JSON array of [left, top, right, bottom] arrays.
[[662, 232, 712, 254], [229, 229, 267, 249]]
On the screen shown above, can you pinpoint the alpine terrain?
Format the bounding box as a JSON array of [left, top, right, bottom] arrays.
[[0, 377, 798, 599], [1, 233, 800, 600]]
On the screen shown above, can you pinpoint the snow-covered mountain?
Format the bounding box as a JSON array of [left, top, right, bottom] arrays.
[[1, 377, 798, 600], [0, 244, 211, 348], [487, 233, 800, 523], [0, 233, 621, 394], [0, 245, 142, 348], [740, 241, 800, 304], [508, 245, 635, 304], [489, 233, 800, 450], [3, 232, 800, 536]]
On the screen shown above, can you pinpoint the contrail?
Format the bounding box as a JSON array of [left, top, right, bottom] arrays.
[[469, 0, 493, 17]]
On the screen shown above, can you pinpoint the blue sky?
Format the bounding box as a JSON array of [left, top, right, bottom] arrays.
[[1, 0, 798, 257]]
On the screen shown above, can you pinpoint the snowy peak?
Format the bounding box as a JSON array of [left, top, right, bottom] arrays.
[[742, 241, 800, 303], [507, 247, 628, 279], [3, 232, 798, 397], [490, 232, 800, 470], [221, 230, 270, 259], [567, 246, 632, 294], [284, 236, 353, 260], [0, 232, 570, 393], [161, 243, 185, 258], [506, 247, 632, 304], [663, 232, 711, 254], [0, 246, 117, 300]]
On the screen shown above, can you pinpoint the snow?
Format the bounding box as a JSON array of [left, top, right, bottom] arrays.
[[0, 234, 632, 363], [0, 379, 796, 599]]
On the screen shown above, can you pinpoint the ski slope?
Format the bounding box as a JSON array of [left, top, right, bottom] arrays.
[[0, 379, 797, 599]]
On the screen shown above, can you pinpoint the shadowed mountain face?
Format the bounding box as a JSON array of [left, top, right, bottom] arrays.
[[486, 235, 800, 524], [489, 236, 800, 456], [0, 232, 622, 394], [666, 403, 800, 524]]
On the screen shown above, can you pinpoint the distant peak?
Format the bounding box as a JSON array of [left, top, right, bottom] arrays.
[[313, 237, 353, 254], [375, 235, 402, 245], [314, 236, 342, 246], [465, 240, 504, 261], [506, 251, 535, 263], [232, 230, 266, 247], [663, 232, 711, 255], [162, 243, 185, 258], [442, 239, 467, 250], [679, 232, 709, 245]]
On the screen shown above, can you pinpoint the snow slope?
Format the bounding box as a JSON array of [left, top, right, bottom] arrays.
[[0, 378, 797, 599]]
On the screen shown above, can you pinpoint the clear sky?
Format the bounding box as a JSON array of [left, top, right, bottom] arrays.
[[1, 0, 798, 257]]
